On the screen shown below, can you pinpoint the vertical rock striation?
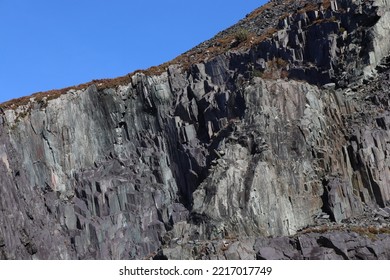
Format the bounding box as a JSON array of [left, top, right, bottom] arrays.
[[1, 0, 390, 259]]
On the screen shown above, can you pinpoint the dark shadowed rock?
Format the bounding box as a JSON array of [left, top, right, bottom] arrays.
[[1, 0, 390, 259]]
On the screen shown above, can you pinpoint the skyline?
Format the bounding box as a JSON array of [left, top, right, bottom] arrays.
[[0, 1, 266, 103]]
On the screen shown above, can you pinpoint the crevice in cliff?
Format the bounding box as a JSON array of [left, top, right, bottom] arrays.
[[29, 119, 37, 135], [41, 131, 56, 164], [243, 154, 261, 208], [320, 178, 335, 222], [366, 168, 385, 207], [118, 121, 130, 141]]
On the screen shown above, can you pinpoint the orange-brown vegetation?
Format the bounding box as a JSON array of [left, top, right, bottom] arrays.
[[244, 1, 275, 21], [322, 0, 332, 10], [1, 0, 336, 111], [298, 2, 319, 14], [297, 0, 333, 14], [0, 26, 278, 111], [299, 224, 390, 240], [0, 74, 135, 110], [257, 57, 289, 80]]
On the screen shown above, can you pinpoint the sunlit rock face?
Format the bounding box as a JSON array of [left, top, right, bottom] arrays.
[[1, 0, 390, 259]]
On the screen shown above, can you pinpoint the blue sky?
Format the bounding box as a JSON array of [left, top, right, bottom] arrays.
[[0, 1, 266, 103]]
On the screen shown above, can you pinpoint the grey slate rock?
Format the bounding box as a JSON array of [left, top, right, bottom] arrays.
[[1, 0, 390, 259]]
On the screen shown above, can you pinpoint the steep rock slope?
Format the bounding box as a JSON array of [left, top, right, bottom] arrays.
[[1, 0, 390, 259]]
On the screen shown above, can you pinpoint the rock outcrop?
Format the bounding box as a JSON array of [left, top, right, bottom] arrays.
[[161, 229, 390, 260], [1, 0, 390, 259]]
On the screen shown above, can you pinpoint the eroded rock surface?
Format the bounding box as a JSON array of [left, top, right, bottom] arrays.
[[1, 0, 390, 259]]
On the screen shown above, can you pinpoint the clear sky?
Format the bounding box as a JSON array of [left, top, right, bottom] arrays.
[[0, 0, 267, 104]]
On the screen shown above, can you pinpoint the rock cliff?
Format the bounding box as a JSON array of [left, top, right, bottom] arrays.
[[1, 0, 390, 259]]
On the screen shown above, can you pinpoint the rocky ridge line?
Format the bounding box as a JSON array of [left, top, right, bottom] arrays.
[[1, 0, 390, 259]]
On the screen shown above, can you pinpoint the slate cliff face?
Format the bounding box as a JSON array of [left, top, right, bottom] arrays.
[[1, 0, 390, 259]]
